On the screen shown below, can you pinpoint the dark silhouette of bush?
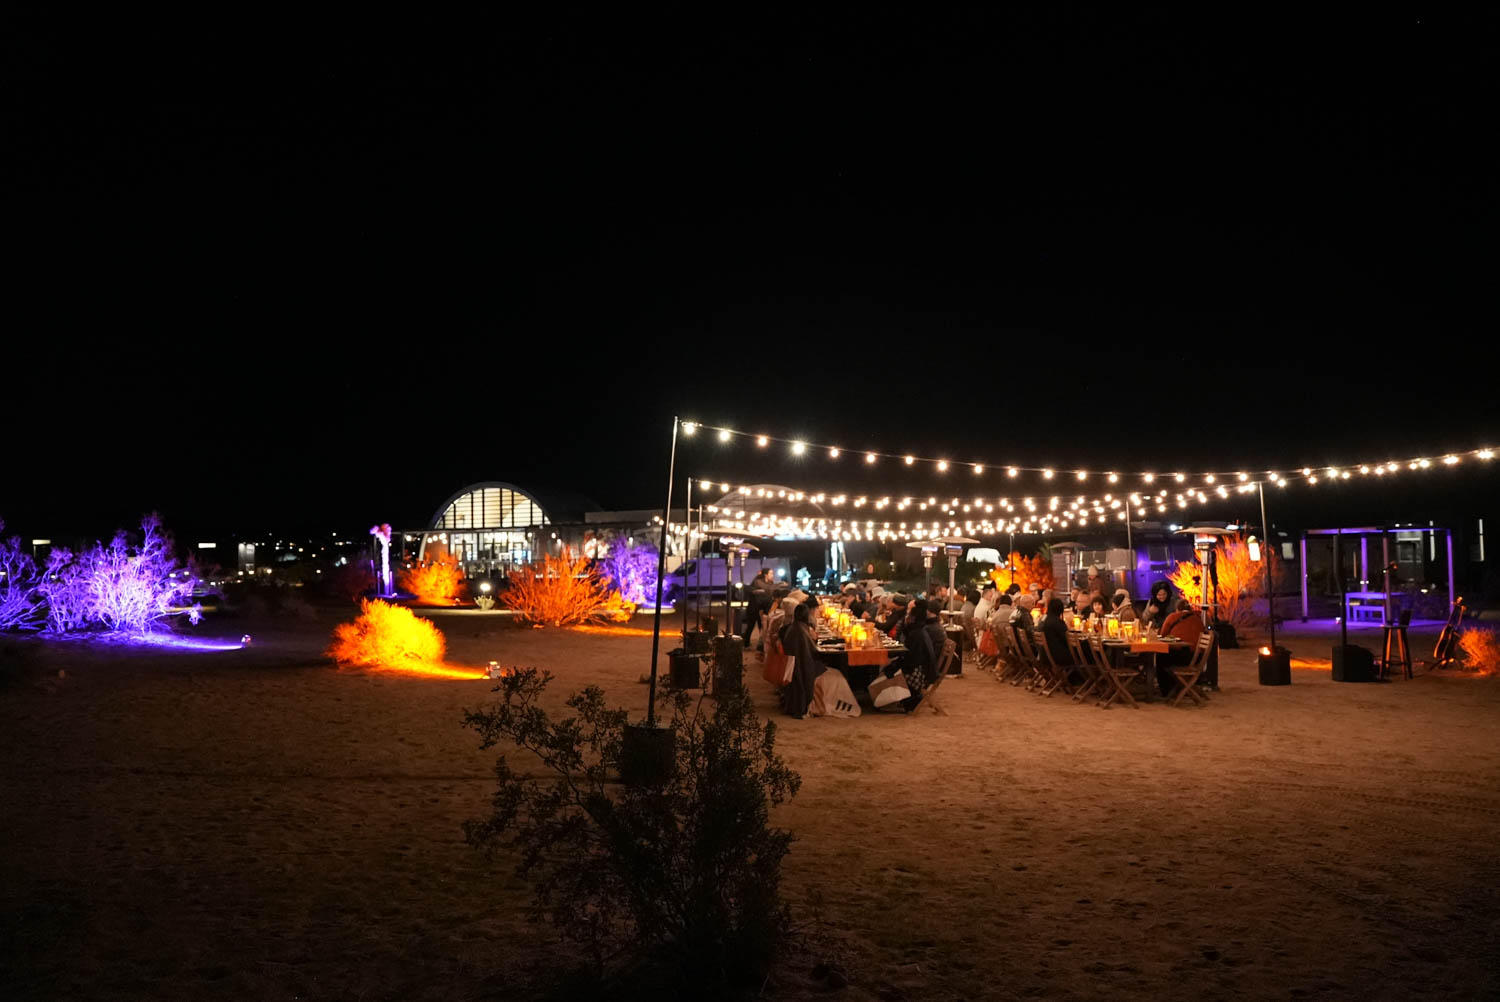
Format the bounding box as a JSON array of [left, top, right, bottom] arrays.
[[463, 670, 800, 990]]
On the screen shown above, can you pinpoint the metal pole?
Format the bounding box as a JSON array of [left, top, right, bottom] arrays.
[[1259, 482, 1276, 652], [1300, 534, 1309, 622], [646, 417, 679, 728], [1382, 529, 1392, 625], [683, 478, 691, 642], [1446, 530, 1455, 609]]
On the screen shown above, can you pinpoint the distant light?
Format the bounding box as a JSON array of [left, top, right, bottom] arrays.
[[197, 542, 217, 549], [681, 421, 697, 435], [32, 539, 51, 545]]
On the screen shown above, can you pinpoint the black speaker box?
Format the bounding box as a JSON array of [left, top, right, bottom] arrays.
[[1331, 644, 1375, 682]]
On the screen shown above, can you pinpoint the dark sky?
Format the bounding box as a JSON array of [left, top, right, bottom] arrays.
[[6, 12, 1496, 541]]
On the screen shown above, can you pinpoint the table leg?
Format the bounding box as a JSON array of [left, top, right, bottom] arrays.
[[1140, 652, 1157, 704]]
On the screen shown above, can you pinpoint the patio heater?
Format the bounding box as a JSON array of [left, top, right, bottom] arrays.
[[905, 539, 941, 592], [1050, 541, 1083, 592], [933, 536, 982, 612], [701, 528, 761, 695]]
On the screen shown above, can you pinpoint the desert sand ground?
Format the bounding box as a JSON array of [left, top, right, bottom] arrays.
[[3, 607, 1499, 1001]]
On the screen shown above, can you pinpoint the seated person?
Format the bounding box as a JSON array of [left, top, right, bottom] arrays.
[[1156, 599, 1206, 696], [1142, 581, 1174, 631], [1071, 588, 1091, 616], [1089, 594, 1110, 621], [1010, 593, 1037, 635], [1040, 597, 1074, 667], [1112, 588, 1136, 622]]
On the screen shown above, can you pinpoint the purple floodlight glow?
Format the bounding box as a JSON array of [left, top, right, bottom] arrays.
[[601, 537, 659, 606], [107, 633, 245, 652]]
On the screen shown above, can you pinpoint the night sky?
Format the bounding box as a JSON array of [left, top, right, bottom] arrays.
[[7, 13, 1496, 542]]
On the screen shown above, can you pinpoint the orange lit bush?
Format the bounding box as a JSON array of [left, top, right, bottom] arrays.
[[329, 598, 446, 668], [399, 557, 464, 605], [989, 552, 1055, 593], [1166, 533, 1288, 635], [502, 547, 635, 627], [1458, 627, 1500, 676]]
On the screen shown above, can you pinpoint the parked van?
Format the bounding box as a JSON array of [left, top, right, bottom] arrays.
[[664, 555, 792, 601]]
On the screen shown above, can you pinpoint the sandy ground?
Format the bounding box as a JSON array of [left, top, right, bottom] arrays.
[[3, 609, 1499, 1001]]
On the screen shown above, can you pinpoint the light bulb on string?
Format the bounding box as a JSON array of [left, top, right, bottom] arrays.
[[937, 460, 948, 472], [718, 428, 731, 442], [904, 455, 915, 465], [756, 435, 768, 447], [829, 447, 840, 458], [866, 452, 877, 464], [791, 441, 806, 455]]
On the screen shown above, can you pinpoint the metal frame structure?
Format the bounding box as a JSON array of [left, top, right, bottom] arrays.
[[1299, 525, 1455, 623]]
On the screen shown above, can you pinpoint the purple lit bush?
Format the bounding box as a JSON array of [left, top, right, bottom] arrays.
[[0, 521, 44, 631], [39, 515, 199, 635], [601, 537, 659, 606]]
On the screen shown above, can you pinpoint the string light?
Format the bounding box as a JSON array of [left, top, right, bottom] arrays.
[[682, 424, 1497, 493]]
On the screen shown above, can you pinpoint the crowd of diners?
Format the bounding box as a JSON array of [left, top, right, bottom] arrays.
[[741, 565, 1212, 716]]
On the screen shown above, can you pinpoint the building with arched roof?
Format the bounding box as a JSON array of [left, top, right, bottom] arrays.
[[408, 481, 689, 575]]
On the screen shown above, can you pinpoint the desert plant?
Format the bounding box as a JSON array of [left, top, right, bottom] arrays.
[[330, 561, 376, 602], [398, 557, 465, 605], [0, 522, 45, 631], [1458, 626, 1500, 676], [503, 547, 634, 626], [38, 515, 198, 635], [1166, 533, 1289, 635], [988, 551, 1056, 593], [600, 537, 659, 606], [463, 671, 800, 987], [329, 598, 446, 668]]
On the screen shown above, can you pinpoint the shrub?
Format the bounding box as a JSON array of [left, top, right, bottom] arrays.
[[329, 562, 376, 602], [328, 598, 446, 668], [398, 558, 465, 605], [988, 551, 1055, 593], [0, 521, 44, 631], [600, 537, 659, 606], [503, 547, 634, 627], [38, 515, 197, 635], [1458, 626, 1500, 676], [463, 672, 800, 987], [1167, 533, 1289, 636]]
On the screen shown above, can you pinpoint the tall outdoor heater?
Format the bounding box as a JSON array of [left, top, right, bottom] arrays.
[[701, 528, 761, 695], [906, 539, 941, 591], [933, 536, 982, 612]]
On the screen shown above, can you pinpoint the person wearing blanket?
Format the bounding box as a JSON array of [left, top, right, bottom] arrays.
[[779, 602, 823, 719]]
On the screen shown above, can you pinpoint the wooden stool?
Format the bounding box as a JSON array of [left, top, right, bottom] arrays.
[[1380, 609, 1413, 680]]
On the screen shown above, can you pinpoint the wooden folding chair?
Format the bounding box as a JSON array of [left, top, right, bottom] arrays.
[[920, 638, 957, 714], [1168, 632, 1215, 707], [1013, 629, 1048, 692], [996, 625, 1027, 685], [1067, 633, 1103, 704], [1036, 639, 1075, 698], [1089, 634, 1141, 709]]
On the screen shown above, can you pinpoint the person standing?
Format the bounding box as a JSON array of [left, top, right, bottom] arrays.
[[741, 569, 772, 648], [778, 602, 823, 718]]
